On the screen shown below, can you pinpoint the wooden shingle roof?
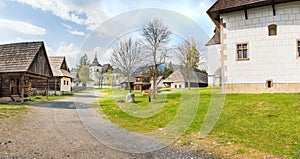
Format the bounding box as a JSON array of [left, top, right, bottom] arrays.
[[0, 41, 43, 72], [206, 0, 298, 45], [206, 29, 221, 46], [207, 0, 298, 26], [48, 56, 71, 78], [164, 70, 207, 84]]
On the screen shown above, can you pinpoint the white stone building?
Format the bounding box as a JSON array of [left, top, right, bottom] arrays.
[[207, 0, 300, 93], [206, 29, 221, 87], [87, 54, 102, 87]]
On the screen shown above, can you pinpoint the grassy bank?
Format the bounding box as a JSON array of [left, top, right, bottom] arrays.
[[31, 94, 73, 101], [98, 88, 300, 158], [0, 103, 28, 119]]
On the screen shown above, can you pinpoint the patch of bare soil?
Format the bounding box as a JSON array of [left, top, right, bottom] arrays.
[[175, 133, 286, 159]]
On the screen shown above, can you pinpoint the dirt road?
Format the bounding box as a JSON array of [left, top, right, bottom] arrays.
[[0, 91, 213, 159]]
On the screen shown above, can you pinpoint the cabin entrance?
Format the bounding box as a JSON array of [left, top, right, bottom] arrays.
[[10, 78, 20, 95]]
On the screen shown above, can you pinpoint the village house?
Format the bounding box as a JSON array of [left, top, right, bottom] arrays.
[[87, 54, 102, 87], [0, 41, 53, 102], [206, 29, 221, 87], [110, 68, 124, 88], [207, 0, 300, 93], [163, 70, 208, 89], [133, 73, 151, 91], [70, 71, 82, 87], [48, 56, 72, 95], [120, 76, 135, 90], [150, 76, 165, 89]]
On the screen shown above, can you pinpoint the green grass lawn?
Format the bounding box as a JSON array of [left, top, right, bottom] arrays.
[[0, 103, 28, 118], [98, 88, 300, 158], [31, 94, 73, 101]]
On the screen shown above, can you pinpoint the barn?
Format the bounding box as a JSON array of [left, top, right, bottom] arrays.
[[0, 41, 53, 102]]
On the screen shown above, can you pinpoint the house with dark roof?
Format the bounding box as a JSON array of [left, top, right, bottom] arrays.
[[0, 41, 53, 102], [133, 73, 151, 91], [163, 70, 208, 89], [150, 76, 165, 89], [207, 0, 300, 93], [48, 56, 72, 94], [120, 76, 135, 90], [70, 71, 81, 87]]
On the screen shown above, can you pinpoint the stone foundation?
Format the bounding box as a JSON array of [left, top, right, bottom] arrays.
[[0, 97, 12, 103], [224, 83, 300, 94]]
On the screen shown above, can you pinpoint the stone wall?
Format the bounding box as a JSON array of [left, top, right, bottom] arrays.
[[225, 83, 300, 94], [220, 1, 300, 93]]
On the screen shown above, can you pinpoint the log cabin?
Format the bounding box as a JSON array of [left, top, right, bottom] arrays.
[[0, 41, 53, 102], [133, 74, 151, 91], [48, 56, 72, 94]]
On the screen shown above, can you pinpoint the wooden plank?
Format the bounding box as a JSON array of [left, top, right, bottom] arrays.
[[20, 73, 25, 102]]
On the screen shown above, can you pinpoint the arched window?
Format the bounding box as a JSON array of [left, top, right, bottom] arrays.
[[268, 24, 277, 36]]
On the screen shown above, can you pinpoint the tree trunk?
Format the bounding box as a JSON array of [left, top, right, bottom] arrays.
[[152, 47, 157, 99], [128, 76, 132, 93], [187, 67, 191, 90]]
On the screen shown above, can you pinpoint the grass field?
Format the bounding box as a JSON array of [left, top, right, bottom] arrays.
[[0, 103, 28, 119], [31, 94, 73, 101], [98, 88, 300, 158]]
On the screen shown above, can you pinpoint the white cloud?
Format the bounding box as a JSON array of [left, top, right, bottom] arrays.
[[47, 43, 82, 68], [13, 0, 215, 32], [0, 18, 46, 35], [68, 30, 85, 36], [14, 0, 107, 31], [62, 23, 72, 30], [0, 0, 6, 8], [62, 23, 85, 36], [16, 37, 22, 41]]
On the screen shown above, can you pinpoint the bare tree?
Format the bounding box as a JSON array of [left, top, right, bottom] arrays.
[[95, 69, 103, 89], [142, 19, 171, 98], [110, 38, 142, 93], [177, 38, 202, 90]]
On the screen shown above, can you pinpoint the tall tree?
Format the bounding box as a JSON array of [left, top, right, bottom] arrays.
[[177, 38, 202, 90], [77, 53, 90, 71], [110, 38, 142, 93], [78, 65, 90, 87], [142, 19, 171, 97]]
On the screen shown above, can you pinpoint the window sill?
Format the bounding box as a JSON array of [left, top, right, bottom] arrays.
[[237, 58, 249, 61]]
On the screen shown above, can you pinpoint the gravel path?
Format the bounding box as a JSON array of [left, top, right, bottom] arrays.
[[0, 91, 216, 159]]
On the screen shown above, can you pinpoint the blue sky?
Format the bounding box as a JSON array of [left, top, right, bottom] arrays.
[[0, 0, 216, 68]]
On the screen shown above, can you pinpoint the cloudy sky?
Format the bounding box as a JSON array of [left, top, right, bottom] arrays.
[[0, 0, 216, 68]]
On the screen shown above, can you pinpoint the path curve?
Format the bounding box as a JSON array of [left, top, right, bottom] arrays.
[[0, 90, 213, 158]]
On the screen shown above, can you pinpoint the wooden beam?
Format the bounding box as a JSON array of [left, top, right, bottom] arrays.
[[54, 78, 57, 95], [272, 0, 276, 16], [244, 7, 248, 20], [20, 73, 25, 102], [46, 78, 49, 101]]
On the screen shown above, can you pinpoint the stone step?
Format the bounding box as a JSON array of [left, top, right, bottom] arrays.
[[11, 95, 22, 102]]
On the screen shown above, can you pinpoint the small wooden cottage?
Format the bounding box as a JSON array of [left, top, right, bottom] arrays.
[[0, 41, 53, 102], [163, 70, 208, 89], [120, 76, 135, 90], [133, 74, 151, 91], [48, 56, 72, 94], [70, 71, 81, 87]]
